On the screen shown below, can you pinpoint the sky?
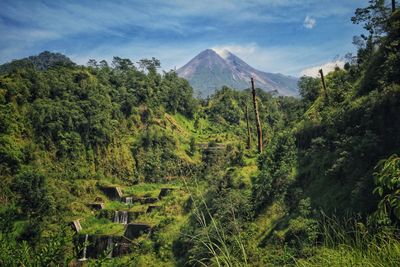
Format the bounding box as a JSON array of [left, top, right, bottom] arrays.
[[0, 0, 368, 77]]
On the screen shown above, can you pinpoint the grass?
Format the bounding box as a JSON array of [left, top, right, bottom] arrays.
[[179, 175, 249, 267], [104, 200, 131, 210], [296, 214, 400, 267], [253, 200, 288, 245], [233, 163, 258, 187], [80, 216, 125, 236], [170, 113, 195, 133], [121, 182, 180, 198], [297, 242, 400, 267]]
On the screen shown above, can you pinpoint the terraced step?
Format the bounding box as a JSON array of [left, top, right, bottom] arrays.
[[76, 234, 132, 260], [71, 181, 185, 262], [99, 186, 123, 200], [140, 197, 158, 204], [146, 205, 161, 213], [97, 209, 146, 223], [71, 219, 82, 233], [87, 202, 105, 210], [124, 223, 152, 240], [158, 188, 174, 199]]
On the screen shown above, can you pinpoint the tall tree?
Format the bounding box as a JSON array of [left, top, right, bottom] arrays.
[[351, 0, 391, 43]]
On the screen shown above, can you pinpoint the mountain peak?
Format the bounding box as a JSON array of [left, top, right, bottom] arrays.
[[195, 49, 224, 61], [177, 49, 298, 97], [203, 48, 218, 53], [211, 48, 232, 60]]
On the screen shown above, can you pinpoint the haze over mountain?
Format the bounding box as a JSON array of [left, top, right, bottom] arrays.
[[177, 49, 299, 96]]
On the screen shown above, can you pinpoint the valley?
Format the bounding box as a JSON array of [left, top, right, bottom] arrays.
[[1, 2, 400, 266]]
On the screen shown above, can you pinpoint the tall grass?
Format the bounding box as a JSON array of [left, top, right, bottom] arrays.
[[181, 174, 248, 267], [296, 213, 400, 267]]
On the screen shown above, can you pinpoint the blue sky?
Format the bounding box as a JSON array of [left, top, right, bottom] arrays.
[[0, 0, 367, 76]]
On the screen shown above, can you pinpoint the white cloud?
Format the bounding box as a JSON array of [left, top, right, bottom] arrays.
[[300, 60, 345, 77], [303, 15, 316, 29], [212, 44, 257, 59]]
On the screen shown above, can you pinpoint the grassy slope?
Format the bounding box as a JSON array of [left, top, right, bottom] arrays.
[[48, 111, 236, 265]]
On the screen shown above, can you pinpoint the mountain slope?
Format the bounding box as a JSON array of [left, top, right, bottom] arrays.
[[177, 49, 298, 96]]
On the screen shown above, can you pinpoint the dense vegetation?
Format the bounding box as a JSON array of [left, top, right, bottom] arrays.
[[1, 1, 400, 266]]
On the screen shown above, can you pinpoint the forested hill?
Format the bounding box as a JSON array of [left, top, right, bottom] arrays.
[[0, 54, 197, 180], [0, 3, 400, 267], [0, 51, 75, 73]]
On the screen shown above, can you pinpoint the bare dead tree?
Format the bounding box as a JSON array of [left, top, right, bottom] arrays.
[[392, 0, 396, 13], [244, 102, 251, 149], [319, 69, 329, 101], [251, 77, 263, 153]]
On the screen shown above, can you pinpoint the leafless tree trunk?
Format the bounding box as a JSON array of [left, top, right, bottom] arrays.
[[245, 102, 251, 149], [392, 0, 396, 13], [251, 77, 263, 153], [319, 69, 328, 101]]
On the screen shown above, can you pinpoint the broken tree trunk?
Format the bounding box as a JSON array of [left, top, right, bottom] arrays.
[[318, 69, 328, 102], [245, 102, 251, 149], [251, 77, 263, 153]]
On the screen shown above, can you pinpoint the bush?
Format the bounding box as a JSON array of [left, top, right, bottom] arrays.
[[373, 154, 400, 224], [12, 167, 52, 220], [252, 131, 296, 213]]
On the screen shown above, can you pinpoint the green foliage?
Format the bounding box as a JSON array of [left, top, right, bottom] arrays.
[[162, 71, 198, 118], [132, 125, 190, 182], [207, 86, 243, 125], [252, 131, 296, 213], [0, 3, 399, 265], [12, 167, 52, 220], [351, 0, 391, 42], [0, 135, 24, 173], [373, 154, 400, 224], [0, 205, 17, 234], [0, 52, 201, 265], [0, 51, 75, 74], [175, 157, 252, 266], [0, 225, 74, 267], [297, 213, 400, 267], [298, 76, 320, 106], [295, 25, 400, 212], [357, 10, 400, 95]]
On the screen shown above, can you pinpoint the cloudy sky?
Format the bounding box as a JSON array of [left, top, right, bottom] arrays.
[[0, 0, 367, 76]]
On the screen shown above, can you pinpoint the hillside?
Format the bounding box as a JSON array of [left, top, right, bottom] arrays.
[[0, 51, 75, 73], [177, 49, 298, 97], [1, 3, 400, 267]]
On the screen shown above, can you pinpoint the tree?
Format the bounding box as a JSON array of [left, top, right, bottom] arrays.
[[12, 168, 52, 219], [351, 0, 391, 43], [298, 76, 320, 106], [99, 60, 109, 69], [138, 57, 161, 74], [87, 59, 98, 68], [112, 57, 135, 71]]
